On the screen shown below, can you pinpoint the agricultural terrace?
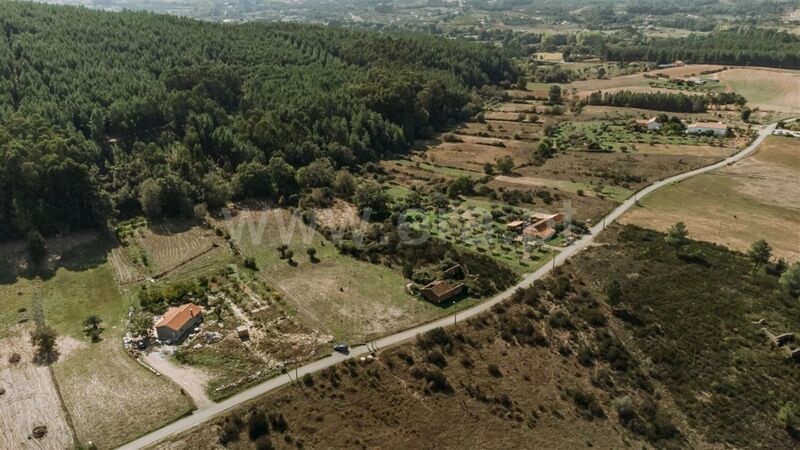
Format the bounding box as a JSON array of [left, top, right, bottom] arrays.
[[0, 232, 194, 449], [111, 218, 235, 284], [622, 136, 800, 261], [217, 207, 473, 343]]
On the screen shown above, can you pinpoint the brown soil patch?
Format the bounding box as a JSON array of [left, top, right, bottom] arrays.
[[57, 335, 86, 362]]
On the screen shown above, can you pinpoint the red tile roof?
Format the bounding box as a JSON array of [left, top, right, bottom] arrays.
[[155, 303, 203, 332]]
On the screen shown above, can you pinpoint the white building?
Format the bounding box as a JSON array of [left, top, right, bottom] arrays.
[[686, 122, 728, 137]]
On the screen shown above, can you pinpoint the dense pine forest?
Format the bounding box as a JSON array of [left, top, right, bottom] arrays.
[[0, 3, 519, 239]]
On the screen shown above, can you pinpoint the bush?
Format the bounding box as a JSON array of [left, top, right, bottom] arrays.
[[487, 364, 502, 378], [441, 132, 462, 143], [269, 413, 288, 433], [219, 417, 241, 444], [568, 388, 604, 418], [548, 311, 574, 330], [424, 367, 452, 393], [302, 373, 314, 387], [248, 410, 269, 440], [244, 257, 258, 271], [254, 436, 275, 450], [425, 350, 447, 368]]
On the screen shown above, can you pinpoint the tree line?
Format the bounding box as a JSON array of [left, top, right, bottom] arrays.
[[585, 90, 746, 113], [0, 3, 520, 239], [599, 28, 800, 69]]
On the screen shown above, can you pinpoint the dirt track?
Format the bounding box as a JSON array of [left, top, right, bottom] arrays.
[[141, 349, 211, 408]]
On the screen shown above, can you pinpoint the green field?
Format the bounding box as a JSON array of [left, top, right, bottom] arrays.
[[719, 68, 800, 113]]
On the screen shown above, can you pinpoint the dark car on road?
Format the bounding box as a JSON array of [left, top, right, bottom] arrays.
[[333, 343, 349, 355]]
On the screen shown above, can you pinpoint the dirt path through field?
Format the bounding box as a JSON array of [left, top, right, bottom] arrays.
[[141, 349, 211, 409]]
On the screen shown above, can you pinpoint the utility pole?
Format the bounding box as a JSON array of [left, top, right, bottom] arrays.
[[295, 356, 299, 384], [283, 362, 292, 384], [452, 300, 457, 327]]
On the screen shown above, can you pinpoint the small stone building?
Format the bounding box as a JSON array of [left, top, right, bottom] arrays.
[[420, 280, 464, 304]]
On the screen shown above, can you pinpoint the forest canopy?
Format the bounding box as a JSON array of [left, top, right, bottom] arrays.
[[0, 3, 519, 239]]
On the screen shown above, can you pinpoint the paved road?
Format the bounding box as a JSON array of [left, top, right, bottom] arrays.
[[122, 122, 777, 450]]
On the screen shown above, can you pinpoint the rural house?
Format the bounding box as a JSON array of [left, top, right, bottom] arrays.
[[420, 280, 464, 304], [523, 213, 564, 241], [635, 117, 662, 131], [155, 303, 204, 343], [686, 122, 729, 136]]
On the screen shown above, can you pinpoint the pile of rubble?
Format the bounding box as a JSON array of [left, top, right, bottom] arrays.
[[758, 322, 799, 361]]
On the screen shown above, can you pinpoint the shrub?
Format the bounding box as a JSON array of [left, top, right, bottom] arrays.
[[219, 418, 241, 444], [248, 410, 269, 440], [548, 311, 574, 330], [568, 388, 604, 418], [269, 413, 288, 433], [441, 132, 462, 143], [302, 373, 314, 387], [244, 257, 258, 271], [487, 364, 502, 378], [425, 350, 447, 368], [424, 367, 452, 393], [254, 436, 275, 450]]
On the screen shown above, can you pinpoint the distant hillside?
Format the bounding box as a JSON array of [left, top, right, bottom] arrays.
[[0, 2, 520, 239]]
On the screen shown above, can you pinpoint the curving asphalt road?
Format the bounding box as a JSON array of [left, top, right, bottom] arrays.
[[122, 122, 778, 450]]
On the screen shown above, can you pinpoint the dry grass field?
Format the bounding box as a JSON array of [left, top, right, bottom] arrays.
[[622, 136, 800, 261], [0, 327, 74, 450], [718, 68, 800, 113], [218, 208, 465, 343], [423, 136, 533, 170], [55, 339, 194, 448]]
